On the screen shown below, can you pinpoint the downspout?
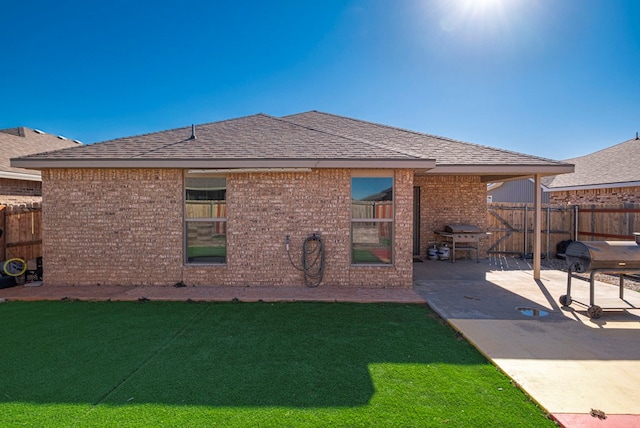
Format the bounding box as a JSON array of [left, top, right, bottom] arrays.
[[533, 174, 542, 279]]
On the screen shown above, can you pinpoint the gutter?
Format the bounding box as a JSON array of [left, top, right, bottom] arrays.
[[10, 158, 437, 171], [0, 171, 42, 182], [543, 181, 640, 192], [427, 164, 575, 175]]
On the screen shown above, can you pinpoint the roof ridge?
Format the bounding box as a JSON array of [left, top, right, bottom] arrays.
[[562, 137, 639, 162], [93, 113, 273, 146], [279, 112, 425, 160], [129, 114, 280, 159], [0, 126, 27, 137], [290, 111, 567, 165]]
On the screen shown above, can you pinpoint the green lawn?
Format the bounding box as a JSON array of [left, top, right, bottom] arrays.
[[0, 301, 554, 427]]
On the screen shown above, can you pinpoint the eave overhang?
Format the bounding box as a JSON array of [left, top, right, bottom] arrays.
[[544, 180, 640, 193], [0, 170, 42, 182], [10, 158, 437, 172], [420, 164, 575, 182]]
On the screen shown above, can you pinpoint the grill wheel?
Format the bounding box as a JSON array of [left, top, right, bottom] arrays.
[[559, 295, 572, 306], [587, 305, 603, 319]]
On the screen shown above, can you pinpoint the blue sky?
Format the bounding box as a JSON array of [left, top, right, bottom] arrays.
[[1, 0, 638, 160]]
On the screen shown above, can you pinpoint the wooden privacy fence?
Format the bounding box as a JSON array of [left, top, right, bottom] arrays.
[[185, 201, 226, 234], [2, 202, 637, 263], [352, 201, 393, 241], [0, 205, 42, 262], [487, 203, 640, 257]]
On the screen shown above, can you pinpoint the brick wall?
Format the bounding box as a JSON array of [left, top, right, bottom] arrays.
[[414, 175, 488, 257], [549, 186, 640, 205], [0, 178, 42, 205], [185, 169, 413, 288], [42, 168, 414, 288], [42, 169, 184, 286]]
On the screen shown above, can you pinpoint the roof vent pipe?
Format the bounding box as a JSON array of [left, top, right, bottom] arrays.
[[636, 132, 639, 140], [190, 124, 196, 140]]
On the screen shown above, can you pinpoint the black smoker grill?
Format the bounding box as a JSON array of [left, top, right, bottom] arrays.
[[560, 235, 640, 318]]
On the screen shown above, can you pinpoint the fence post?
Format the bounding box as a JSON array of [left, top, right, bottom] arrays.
[[573, 204, 579, 241], [546, 205, 550, 260], [523, 204, 528, 256], [0, 205, 5, 261]]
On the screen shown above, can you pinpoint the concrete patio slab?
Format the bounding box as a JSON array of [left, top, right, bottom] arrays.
[[414, 259, 640, 427]]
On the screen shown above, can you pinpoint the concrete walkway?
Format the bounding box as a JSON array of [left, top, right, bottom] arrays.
[[2, 260, 640, 427], [0, 282, 425, 303]]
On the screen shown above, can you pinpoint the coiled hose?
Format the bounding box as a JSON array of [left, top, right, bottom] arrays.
[[286, 233, 326, 287]]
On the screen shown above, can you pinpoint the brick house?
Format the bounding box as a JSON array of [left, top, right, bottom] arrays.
[[542, 135, 640, 205], [12, 111, 572, 288], [0, 127, 81, 205]]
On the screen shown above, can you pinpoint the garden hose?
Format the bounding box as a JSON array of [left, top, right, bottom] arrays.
[[286, 233, 326, 287], [3, 258, 27, 277]]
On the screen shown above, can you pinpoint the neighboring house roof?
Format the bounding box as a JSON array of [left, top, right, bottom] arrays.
[[542, 136, 640, 191], [0, 127, 81, 181], [12, 111, 572, 180], [487, 178, 551, 203]]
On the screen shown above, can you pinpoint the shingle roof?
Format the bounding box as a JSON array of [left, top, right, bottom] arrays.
[[0, 127, 81, 180], [283, 111, 566, 167], [15, 114, 422, 161], [11, 111, 572, 177], [542, 137, 640, 189]]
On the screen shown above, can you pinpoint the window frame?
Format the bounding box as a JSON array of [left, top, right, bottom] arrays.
[[184, 171, 227, 265], [350, 171, 394, 266]]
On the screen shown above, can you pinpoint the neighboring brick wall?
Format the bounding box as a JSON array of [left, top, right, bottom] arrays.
[[414, 175, 488, 258], [0, 178, 42, 205], [41, 169, 184, 286], [42, 168, 414, 288], [549, 186, 640, 205]]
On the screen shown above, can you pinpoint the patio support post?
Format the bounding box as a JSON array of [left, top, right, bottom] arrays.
[[533, 173, 542, 279]]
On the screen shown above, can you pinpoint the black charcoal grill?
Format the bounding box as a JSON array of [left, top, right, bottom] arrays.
[[560, 235, 640, 318]]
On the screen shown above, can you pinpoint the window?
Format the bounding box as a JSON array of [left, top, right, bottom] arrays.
[[185, 174, 226, 264], [351, 176, 393, 264]]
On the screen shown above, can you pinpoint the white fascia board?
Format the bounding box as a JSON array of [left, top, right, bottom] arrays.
[[0, 171, 42, 181], [544, 181, 640, 192], [11, 158, 437, 170], [427, 164, 575, 176]]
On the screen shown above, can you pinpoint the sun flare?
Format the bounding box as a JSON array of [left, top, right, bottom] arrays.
[[435, 0, 512, 34], [462, 0, 507, 16]]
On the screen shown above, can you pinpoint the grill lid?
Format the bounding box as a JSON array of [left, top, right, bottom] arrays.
[[444, 224, 482, 233], [565, 240, 640, 272]]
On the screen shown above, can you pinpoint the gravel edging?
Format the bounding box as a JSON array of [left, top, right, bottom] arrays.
[[544, 257, 640, 292]]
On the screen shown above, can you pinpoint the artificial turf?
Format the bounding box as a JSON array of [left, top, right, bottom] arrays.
[[0, 301, 555, 427]]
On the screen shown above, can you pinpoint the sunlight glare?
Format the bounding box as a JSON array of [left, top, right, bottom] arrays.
[[438, 0, 511, 34]]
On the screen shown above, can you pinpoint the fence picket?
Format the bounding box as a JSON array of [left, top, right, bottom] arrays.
[[488, 203, 640, 256], [0, 206, 42, 262]]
